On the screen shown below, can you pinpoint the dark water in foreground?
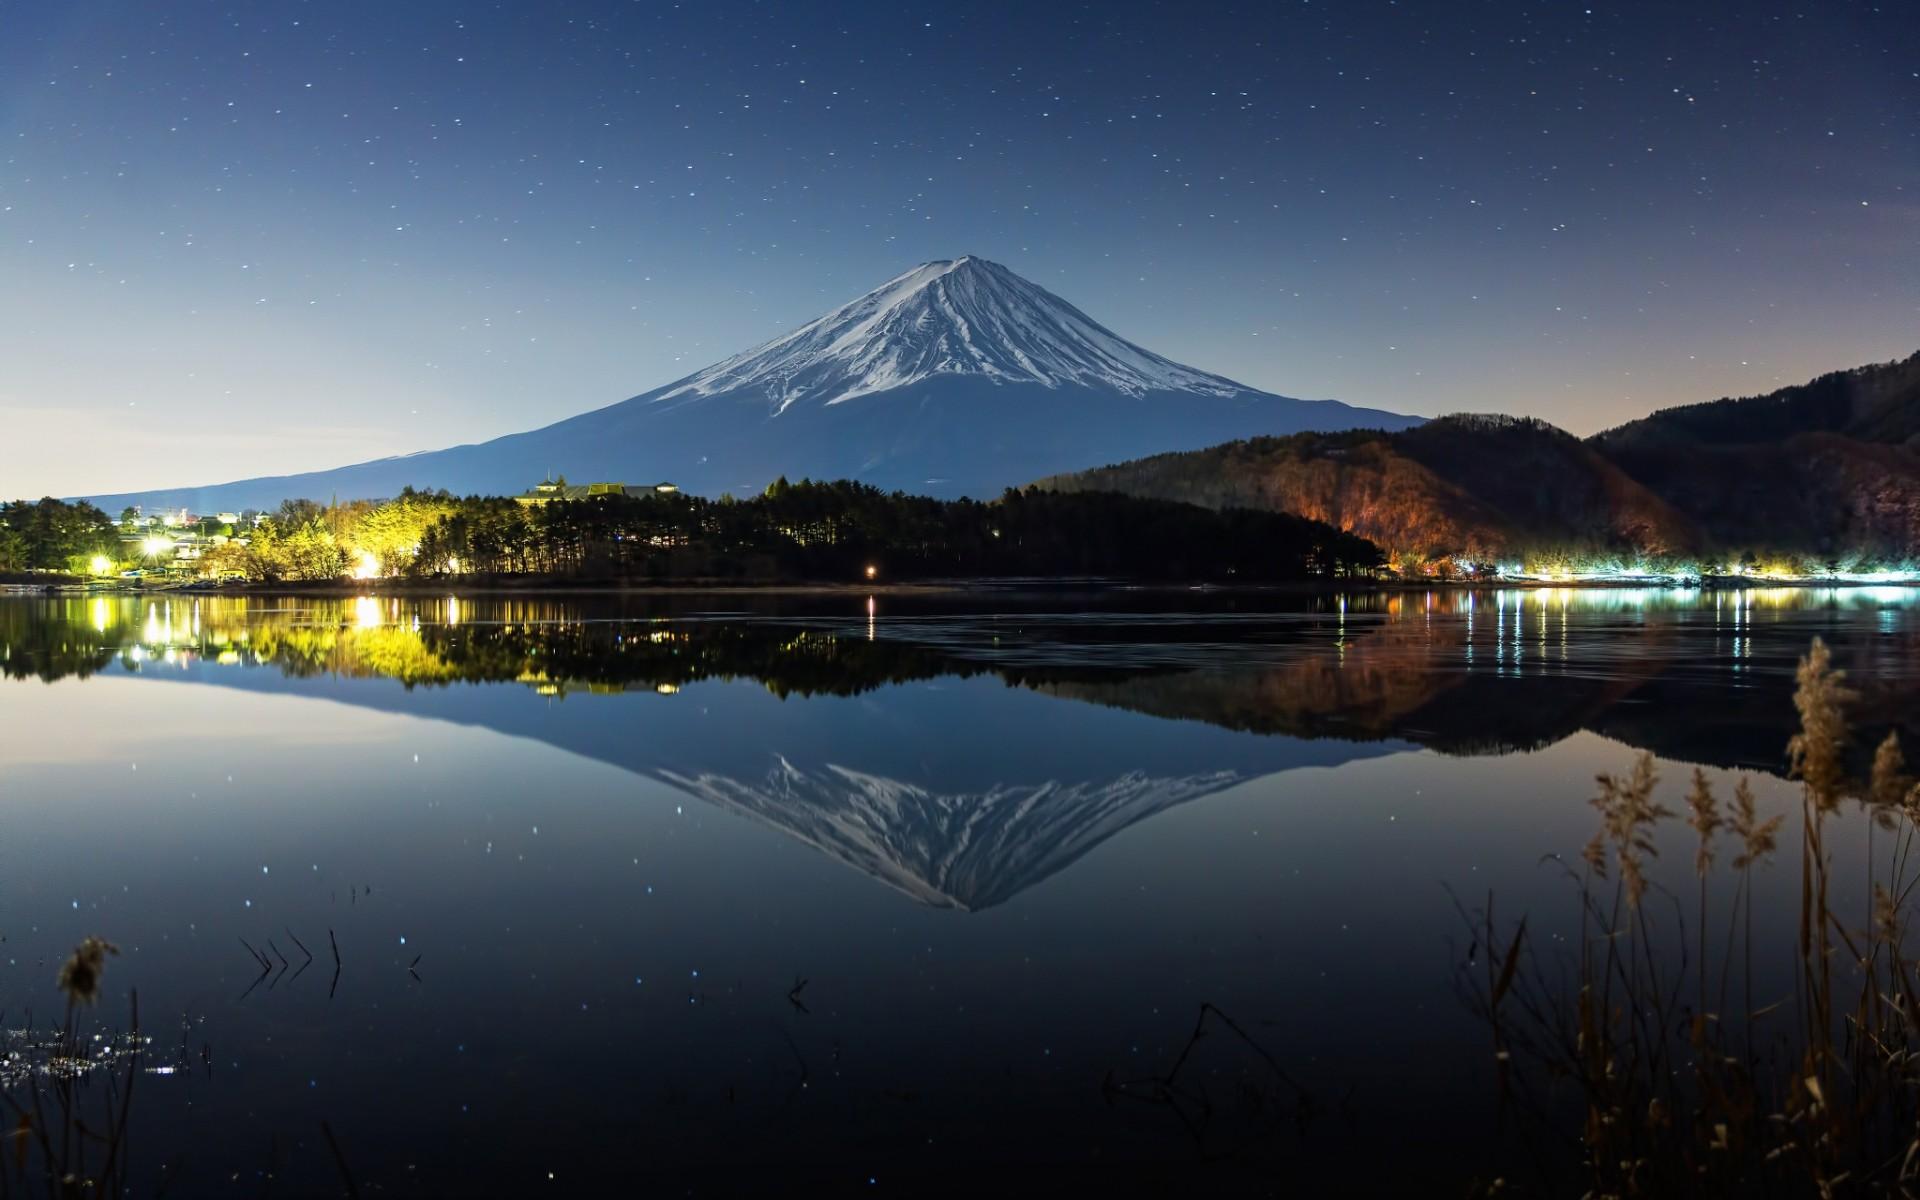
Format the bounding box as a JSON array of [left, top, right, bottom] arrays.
[[1, 587, 1917, 1193]]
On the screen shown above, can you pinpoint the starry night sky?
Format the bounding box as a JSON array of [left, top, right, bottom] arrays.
[[3, 0, 1914, 497]]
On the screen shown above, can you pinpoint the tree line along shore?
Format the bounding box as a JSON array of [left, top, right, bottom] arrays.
[[0, 480, 1387, 587]]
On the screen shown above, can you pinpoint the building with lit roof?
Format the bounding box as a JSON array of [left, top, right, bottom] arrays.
[[512, 478, 679, 508]]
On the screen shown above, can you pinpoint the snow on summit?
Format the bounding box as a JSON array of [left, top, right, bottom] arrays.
[[654, 256, 1251, 413]]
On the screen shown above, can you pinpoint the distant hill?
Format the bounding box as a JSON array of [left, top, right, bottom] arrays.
[[1596, 351, 1920, 452], [1596, 432, 1920, 564], [1038, 354, 1920, 567], [77, 256, 1418, 512], [1035, 414, 1698, 566], [1590, 353, 1920, 562]]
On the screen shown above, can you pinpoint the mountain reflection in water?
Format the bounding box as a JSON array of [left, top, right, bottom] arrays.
[[4, 587, 1920, 1192], [4, 589, 1917, 909]]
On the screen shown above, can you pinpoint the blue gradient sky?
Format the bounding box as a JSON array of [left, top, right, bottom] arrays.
[[2, 0, 1914, 497]]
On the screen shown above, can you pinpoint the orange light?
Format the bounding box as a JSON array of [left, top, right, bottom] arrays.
[[864, 565, 878, 580]]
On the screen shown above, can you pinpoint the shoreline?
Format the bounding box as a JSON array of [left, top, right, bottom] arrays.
[[6, 575, 1918, 599]]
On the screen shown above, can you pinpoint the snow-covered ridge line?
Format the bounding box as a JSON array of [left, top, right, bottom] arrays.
[[654, 256, 1251, 414], [657, 755, 1246, 910]]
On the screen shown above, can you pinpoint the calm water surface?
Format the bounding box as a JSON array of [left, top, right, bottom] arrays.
[[2, 587, 1917, 1193]]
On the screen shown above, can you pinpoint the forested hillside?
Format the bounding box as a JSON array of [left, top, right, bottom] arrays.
[[1037, 416, 1696, 570], [1037, 352, 1920, 572], [1597, 351, 1920, 451]]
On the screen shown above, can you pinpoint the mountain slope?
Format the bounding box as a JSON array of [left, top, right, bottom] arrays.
[[1589, 353, 1920, 562], [1035, 415, 1699, 564], [80, 256, 1420, 511], [1596, 351, 1920, 452], [650, 256, 1251, 412], [658, 758, 1247, 911], [1597, 432, 1920, 562]]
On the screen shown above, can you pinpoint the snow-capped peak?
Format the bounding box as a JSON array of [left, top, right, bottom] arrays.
[[653, 256, 1252, 414]]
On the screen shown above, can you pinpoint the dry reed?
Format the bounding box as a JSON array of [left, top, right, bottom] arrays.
[[1462, 636, 1920, 1196]]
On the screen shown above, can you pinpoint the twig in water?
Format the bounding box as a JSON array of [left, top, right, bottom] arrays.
[[285, 928, 314, 964], [772, 1022, 810, 1106], [265, 940, 290, 989], [237, 940, 273, 1000], [319, 1121, 360, 1199], [283, 928, 316, 982], [238, 938, 271, 971], [1103, 1002, 1315, 1156]]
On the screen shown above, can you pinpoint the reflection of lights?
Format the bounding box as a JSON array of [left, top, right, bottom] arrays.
[[354, 596, 382, 629], [446, 596, 461, 626], [90, 598, 111, 634], [866, 595, 876, 641], [1847, 571, 1920, 584], [1856, 586, 1913, 605], [655, 683, 680, 695]]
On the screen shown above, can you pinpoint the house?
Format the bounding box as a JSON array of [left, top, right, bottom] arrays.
[[512, 477, 679, 507]]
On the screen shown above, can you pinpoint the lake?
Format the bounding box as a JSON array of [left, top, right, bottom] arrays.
[[2, 587, 1917, 1193]]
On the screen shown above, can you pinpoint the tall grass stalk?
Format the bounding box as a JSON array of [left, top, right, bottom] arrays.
[[1464, 637, 1920, 1196], [0, 937, 143, 1199]]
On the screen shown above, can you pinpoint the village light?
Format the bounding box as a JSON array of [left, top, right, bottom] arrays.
[[89, 555, 112, 575], [141, 535, 172, 559], [864, 564, 878, 580]]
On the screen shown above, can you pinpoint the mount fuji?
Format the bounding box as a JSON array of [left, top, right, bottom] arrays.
[[86, 256, 1420, 510]]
